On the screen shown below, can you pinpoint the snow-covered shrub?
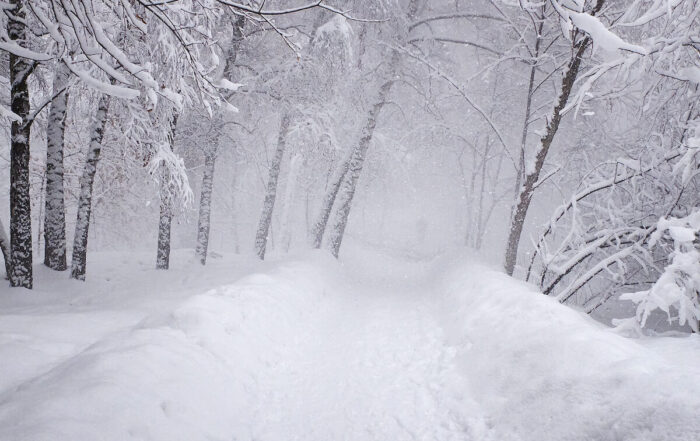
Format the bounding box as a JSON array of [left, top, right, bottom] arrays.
[[618, 210, 700, 333]]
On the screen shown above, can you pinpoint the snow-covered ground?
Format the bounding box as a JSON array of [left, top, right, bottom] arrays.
[[1, 246, 700, 440]]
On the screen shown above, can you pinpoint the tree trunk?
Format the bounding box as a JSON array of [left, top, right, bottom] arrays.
[[8, 0, 34, 288], [192, 13, 244, 263], [324, 0, 421, 258], [43, 61, 70, 271], [511, 17, 544, 202], [156, 114, 178, 270], [327, 53, 398, 258], [254, 113, 291, 260], [309, 157, 350, 249], [503, 38, 592, 276], [195, 150, 216, 265], [156, 177, 173, 269], [70, 94, 111, 281]]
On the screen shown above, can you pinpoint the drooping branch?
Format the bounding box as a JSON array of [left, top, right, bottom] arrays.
[[526, 152, 682, 282]]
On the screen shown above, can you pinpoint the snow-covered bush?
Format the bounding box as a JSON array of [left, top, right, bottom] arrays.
[[618, 210, 700, 333]]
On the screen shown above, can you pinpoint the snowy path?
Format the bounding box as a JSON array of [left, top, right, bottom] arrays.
[[2, 249, 700, 440], [248, 276, 469, 440], [0, 251, 474, 441]]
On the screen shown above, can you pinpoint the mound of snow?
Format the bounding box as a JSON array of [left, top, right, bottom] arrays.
[[2, 248, 700, 440], [0, 255, 337, 441], [436, 255, 700, 440]]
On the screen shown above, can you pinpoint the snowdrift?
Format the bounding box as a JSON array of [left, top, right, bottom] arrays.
[[1, 248, 699, 440], [437, 253, 700, 440], [0, 254, 337, 441]]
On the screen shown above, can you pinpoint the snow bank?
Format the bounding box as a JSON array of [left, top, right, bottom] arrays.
[[436, 254, 700, 441], [0, 253, 338, 441], [2, 248, 699, 440]]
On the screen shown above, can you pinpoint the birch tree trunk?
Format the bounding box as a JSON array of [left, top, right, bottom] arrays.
[[503, 29, 596, 276], [327, 54, 398, 258], [254, 113, 291, 260], [8, 0, 34, 288], [195, 151, 216, 265], [309, 156, 349, 249], [194, 15, 244, 265], [156, 114, 178, 270], [70, 94, 111, 281], [156, 176, 173, 269], [43, 61, 70, 271]]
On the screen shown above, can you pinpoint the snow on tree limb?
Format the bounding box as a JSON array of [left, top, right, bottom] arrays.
[[569, 12, 647, 55], [617, 0, 686, 27], [147, 139, 194, 207], [617, 210, 700, 333], [0, 41, 51, 60]]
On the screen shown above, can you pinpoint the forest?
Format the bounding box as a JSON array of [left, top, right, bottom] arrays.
[[0, 0, 699, 439]]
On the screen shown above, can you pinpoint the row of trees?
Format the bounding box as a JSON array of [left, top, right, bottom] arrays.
[[0, 0, 698, 332], [0, 0, 346, 287]]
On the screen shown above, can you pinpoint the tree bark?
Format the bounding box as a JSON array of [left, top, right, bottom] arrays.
[[254, 113, 291, 260], [156, 178, 173, 269], [70, 94, 111, 281], [327, 54, 398, 258], [8, 0, 34, 288], [195, 150, 216, 265], [156, 114, 178, 270], [309, 154, 350, 249], [511, 17, 543, 202], [43, 61, 70, 271], [193, 14, 244, 264], [503, 36, 593, 276], [324, 0, 420, 258]]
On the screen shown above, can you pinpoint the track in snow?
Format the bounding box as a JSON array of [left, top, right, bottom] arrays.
[[247, 274, 473, 440]]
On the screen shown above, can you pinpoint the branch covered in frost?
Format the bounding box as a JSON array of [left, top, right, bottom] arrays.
[[617, 210, 700, 333]]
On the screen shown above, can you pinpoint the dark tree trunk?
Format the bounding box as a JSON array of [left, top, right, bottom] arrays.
[[156, 182, 173, 270], [156, 114, 178, 270], [254, 113, 291, 260], [195, 151, 216, 265], [511, 18, 543, 203], [70, 94, 111, 281], [8, 0, 34, 288], [503, 37, 593, 276], [43, 62, 70, 271]]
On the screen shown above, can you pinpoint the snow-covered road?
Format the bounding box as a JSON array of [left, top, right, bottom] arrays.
[[1, 248, 700, 440]]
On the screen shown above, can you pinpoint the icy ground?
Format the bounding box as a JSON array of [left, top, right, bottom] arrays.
[[1, 246, 700, 440]]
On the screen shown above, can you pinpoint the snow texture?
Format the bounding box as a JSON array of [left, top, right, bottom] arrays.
[[1, 247, 700, 440], [569, 12, 647, 54], [619, 211, 700, 333]]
